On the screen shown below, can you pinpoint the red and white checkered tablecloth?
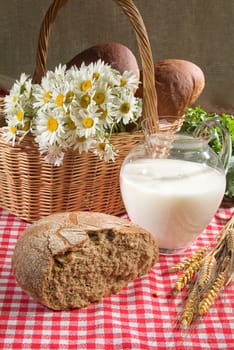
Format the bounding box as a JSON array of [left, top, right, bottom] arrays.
[[0, 206, 234, 350]]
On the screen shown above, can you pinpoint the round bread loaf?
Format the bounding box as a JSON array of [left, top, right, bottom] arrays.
[[12, 211, 158, 310], [66, 42, 140, 81], [136, 59, 205, 117]]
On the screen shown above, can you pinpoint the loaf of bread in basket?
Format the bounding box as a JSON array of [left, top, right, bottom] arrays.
[[12, 211, 158, 310]]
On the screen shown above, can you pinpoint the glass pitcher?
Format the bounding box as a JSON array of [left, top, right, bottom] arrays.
[[120, 117, 232, 254]]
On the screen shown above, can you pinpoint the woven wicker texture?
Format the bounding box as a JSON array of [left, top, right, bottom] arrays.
[[0, 0, 183, 222]]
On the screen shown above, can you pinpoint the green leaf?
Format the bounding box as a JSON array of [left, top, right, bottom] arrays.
[[183, 106, 234, 197], [183, 106, 234, 156]]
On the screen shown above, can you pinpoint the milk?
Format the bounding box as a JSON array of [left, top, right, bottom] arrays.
[[120, 158, 226, 252]]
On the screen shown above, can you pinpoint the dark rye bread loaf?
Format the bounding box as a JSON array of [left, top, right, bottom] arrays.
[[12, 211, 158, 310]]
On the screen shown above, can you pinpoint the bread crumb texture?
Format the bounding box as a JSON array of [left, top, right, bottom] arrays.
[[12, 212, 158, 310]]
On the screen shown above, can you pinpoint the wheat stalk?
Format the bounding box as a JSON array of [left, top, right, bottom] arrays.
[[170, 214, 234, 327], [175, 260, 201, 292], [180, 287, 199, 326], [196, 255, 217, 291], [170, 246, 209, 273], [198, 271, 226, 316]]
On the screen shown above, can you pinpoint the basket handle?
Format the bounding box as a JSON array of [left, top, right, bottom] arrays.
[[32, 0, 159, 132]]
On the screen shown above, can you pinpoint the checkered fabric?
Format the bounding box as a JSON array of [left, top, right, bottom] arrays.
[[1, 206, 234, 350]]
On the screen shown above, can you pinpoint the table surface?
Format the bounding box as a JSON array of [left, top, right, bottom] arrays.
[[0, 206, 234, 350]]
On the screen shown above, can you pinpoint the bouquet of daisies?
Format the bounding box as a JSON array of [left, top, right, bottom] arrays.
[[3, 60, 142, 166]]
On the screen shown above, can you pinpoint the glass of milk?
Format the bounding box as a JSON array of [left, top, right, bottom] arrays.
[[120, 118, 231, 254]]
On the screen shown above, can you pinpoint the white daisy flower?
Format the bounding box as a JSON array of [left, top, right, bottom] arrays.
[[93, 138, 117, 162], [2, 125, 18, 145], [73, 135, 95, 154], [65, 65, 79, 83], [50, 82, 74, 112], [33, 79, 53, 109], [96, 104, 116, 129], [113, 91, 140, 125], [118, 70, 139, 90], [88, 59, 108, 80], [4, 73, 32, 114], [45, 64, 67, 84], [92, 82, 113, 109], [72, 66, 94, 95], [74, 108, 99, 139], [87, 59, 118, 86], [77, 91, 94, 110], [39, 144, 65, 167], [61, 114, 79, 148], [34, 109, 65, 147]]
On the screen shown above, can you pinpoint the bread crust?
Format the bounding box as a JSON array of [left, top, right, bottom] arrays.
[[12, 212, 158, 310]]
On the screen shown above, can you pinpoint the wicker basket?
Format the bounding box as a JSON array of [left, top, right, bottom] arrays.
[[0, 0, 184, 222]]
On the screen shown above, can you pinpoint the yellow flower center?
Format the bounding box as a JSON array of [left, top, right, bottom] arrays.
[[10, 125, 17, 134], [77, 136, 86, 143], [13, 96, 17, 103], [120, 77, 127, 86], [98, 108, 107, 120], [120, 102, 130, 114], [82, 117, 94, 129], [80, 94, 91, 108], [67, 118, 76, 130], [17, 109, 23, 121], [43, 90, 52, 103], [81, 80, 92, 92], [93, 92, 105, 105], [56, 93, 64, 107], [65, 91, 74, 103], [98, 142, 106, 151], [22, 120, 30, 131], [47, 116, 58, 132], [93, 72, 100, 80]]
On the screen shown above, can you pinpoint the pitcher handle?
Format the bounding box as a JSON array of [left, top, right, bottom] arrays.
[[193, 116, 232, 173]]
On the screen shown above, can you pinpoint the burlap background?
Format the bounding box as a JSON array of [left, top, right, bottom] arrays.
[[0, 0, 233, 113]]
